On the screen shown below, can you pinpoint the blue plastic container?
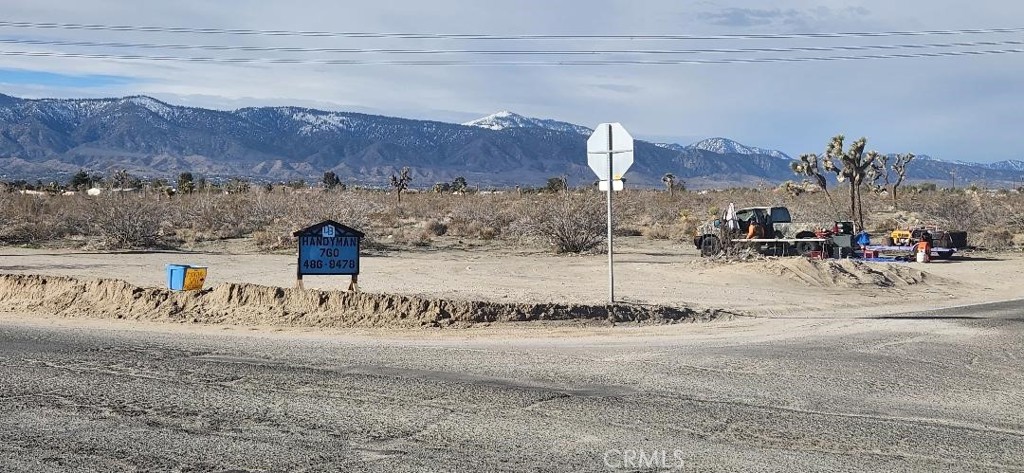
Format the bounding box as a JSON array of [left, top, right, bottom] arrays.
[[166, 264, 188, 291]]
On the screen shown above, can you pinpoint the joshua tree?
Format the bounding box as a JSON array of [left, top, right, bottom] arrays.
[[867, 152, 890, 194], [662, 173, 677, 196], [790, 152, 837, 212], [68, 170, 91, 191], [178, 172, 195, 194], [545, 176, 567, 193], [451, 176, 468, 193], [389, 166, 412, 204], [322, 171, 342, 190], [889, 153, 915, 208], [225, 178, 251, 194], [820, 135, 876, 229], [110, 169, 141, 189]]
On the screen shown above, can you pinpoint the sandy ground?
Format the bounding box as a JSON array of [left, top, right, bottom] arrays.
[[1, 237, 1021, 318], [2, 240, 1024, 471]]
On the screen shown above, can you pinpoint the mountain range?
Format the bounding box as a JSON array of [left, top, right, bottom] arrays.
[[0, 93, 1021, 188]]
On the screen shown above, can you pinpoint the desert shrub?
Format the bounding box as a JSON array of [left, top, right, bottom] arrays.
[[519, 193, 605, 253], [423, 219, 448, 236], [452, 221, 499, 240], [615, 190, 686, 227], [251, 229, 293, 251], [643, 224, 672, 240], [973, 226, 1014, 250], [614, 226, 643, 237], [919, 192, 987, 230], [391, 226, 433, 247], [447, 193, 519, 238], [246, 192, 291, 229], [0, 194, 92, 244], [478, 225, 498, 240], [675, 210, 701, 238], [0, 221, 60, 244], [8, 182, 1024, 253], [91, 196, 165, 249]]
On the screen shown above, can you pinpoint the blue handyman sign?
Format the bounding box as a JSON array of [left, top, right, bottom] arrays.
[[292, 221, 365, 285]]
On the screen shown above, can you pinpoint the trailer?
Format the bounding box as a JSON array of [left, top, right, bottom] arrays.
[[695, 205, 852, 257], [861, 245, 957, 260], [728, 238, 831, 257]]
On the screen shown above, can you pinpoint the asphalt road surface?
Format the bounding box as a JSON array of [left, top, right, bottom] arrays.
[[1, 302, 1023, 472]]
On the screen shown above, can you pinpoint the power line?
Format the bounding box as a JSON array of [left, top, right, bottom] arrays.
[[0, 20, 1022, 41], [2, 47, 1022, 65], [2, 36, 1024, 55]]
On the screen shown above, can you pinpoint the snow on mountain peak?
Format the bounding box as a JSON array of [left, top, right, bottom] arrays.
[[688, 137, 791, 160], [289, 110, 351, 135], [119, 95, 176, 119], [985, 159, 1024, 172], [463, 111, 592, 135], [463, 111, 526, 130]]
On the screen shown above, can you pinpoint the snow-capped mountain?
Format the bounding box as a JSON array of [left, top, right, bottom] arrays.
[[1, 93, 1021, 187], [915, 155, 1024, 172], [654, 143, 688, 152], [462, 111, 592, 135], [984, 160, 1024, 172], [687, 137, 792, 160]]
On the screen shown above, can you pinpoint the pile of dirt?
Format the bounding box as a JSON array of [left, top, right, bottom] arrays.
[[0, 274, 729, 328], [749, 258, 931, 288]]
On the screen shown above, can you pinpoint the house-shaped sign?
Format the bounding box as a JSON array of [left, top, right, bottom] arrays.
[[292, 220, 365, 280]]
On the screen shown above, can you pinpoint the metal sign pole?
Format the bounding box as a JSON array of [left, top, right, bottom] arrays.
[[606, 123, 614, 305], [587, 122, 632, 308]]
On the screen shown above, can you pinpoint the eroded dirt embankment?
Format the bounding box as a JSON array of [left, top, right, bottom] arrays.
[[0, 274, 728, 327]]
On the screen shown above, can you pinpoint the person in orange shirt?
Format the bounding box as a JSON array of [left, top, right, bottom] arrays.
[[746, 217, 764, 239], [915, 232, 932, 262]]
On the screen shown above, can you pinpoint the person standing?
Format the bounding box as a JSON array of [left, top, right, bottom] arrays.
[[915, 232, 932, 263]]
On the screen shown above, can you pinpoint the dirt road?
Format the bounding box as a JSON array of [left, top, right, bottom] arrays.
[[2, 301, 1022, 472]]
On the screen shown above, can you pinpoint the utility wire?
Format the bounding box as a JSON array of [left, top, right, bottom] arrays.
[[2, 36, 1024, 55], [0, 20, 1022, 41], [2, 48, 1022, 65]]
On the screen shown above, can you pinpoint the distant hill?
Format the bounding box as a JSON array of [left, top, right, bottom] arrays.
[[0, 93, 1021, 187], [462, 110, 593, 136], [684, 137, 792, 161]]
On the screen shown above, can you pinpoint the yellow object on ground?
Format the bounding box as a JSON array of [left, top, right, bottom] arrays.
[[891, 230, 912, 246], [183, 267, 207, 291]]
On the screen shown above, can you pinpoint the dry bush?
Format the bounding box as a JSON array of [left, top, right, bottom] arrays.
[[0, 194, 92, 244], [90, 196, 166, 249], [615, 190, 690, 228], [423, 219, 448, 236], [642, 222, 695, 241], [643, 224, 673, 240], [251, 230, 291, 251], [918, 191, 990, 230], [6, 182, 1024, 253], [614, 226, 643, 237], [447, 193, 520, 239], [477, 225, 498, 240], [516, 193, 605, 253], [453, 221, 499, 241], [390, 226, 433, 247], [973, 226, 1015, 250]]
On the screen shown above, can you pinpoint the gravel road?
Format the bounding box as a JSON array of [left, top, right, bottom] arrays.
[[2, 303, 1022, 472]]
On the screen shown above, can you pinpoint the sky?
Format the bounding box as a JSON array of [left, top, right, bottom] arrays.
[[0, 0, 1021, 163]]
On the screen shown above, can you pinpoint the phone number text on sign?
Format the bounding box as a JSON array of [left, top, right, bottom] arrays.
[[298, 235, 360, 275]]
